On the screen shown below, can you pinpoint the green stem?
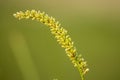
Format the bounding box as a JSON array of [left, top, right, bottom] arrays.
[[78, 68, 84, 80]]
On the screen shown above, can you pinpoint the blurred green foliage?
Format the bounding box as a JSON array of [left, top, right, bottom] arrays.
[[0, 0, 120, 80]]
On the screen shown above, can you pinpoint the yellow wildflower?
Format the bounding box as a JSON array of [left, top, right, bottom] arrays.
[[13, 10, 89, 80]]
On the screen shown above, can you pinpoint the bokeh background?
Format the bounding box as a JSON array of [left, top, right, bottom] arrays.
[[0, 0, 120, 80]]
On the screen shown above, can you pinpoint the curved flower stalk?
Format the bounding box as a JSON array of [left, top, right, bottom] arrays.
[[13, 10, 89, 80]]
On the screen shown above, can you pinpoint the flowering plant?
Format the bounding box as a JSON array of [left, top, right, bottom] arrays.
[[13, 10, 89, 80]]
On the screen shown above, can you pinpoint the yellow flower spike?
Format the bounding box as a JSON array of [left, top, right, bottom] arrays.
[[13, 10, 89, 80]]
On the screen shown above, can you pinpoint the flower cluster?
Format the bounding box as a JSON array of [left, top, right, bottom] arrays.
[[13, 10, 89, 80]]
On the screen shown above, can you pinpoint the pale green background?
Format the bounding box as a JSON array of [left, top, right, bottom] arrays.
[[0, 0, 120, 80]]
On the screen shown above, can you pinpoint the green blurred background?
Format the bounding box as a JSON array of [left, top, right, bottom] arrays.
[[0, 0, 120, 80]]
